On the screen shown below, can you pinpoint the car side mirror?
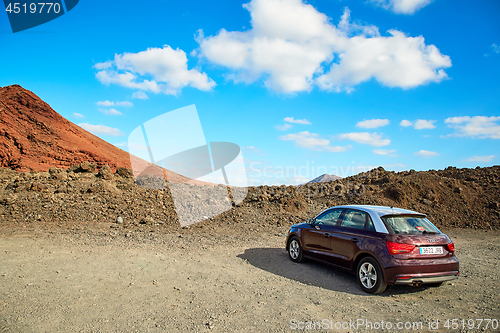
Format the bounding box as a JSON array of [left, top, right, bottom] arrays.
[[306, 218, 314, 225]]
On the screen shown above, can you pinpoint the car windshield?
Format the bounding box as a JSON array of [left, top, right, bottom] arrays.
[[381, 215, 440, 235]]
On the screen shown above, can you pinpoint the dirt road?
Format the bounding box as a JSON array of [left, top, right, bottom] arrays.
[[0, 226, 499, 332]]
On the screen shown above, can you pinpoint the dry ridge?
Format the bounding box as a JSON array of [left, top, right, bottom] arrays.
[[0, 163, 498, 234]]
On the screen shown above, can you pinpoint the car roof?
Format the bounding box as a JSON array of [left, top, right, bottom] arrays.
[[331, 205, 426, 218]]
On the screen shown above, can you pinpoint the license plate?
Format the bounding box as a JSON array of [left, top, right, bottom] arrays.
[[420, 246, 443, 255]]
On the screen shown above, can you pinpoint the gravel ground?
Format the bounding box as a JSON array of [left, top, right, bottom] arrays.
[[0, 226, 499, 332]]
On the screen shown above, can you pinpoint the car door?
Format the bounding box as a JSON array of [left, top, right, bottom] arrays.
[[329, 209, 369, 268], [301, 209, 344, 261]]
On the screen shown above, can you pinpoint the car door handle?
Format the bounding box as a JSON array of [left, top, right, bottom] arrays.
[[351, 238, 359, 243], [324, 233, 330, 238]]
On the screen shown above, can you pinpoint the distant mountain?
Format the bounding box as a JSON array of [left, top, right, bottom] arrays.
[[306, 174, 342, 184]]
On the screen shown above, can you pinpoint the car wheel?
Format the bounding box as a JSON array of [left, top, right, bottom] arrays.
[[357, 257, 387, 294], [288, 237, 304, 263]]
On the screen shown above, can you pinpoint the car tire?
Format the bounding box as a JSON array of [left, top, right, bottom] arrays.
[[288, 237, 304, 263], [357, 257, 387, 294]]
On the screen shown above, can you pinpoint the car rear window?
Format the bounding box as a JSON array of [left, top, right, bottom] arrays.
[[381, 215, 440, 235]]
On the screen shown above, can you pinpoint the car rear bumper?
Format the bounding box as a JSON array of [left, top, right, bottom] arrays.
[[383, 256, 459, 285], [394, 271, 459, 285]]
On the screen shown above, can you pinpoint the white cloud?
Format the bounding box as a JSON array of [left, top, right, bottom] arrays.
[[242, 146, 260, 153], [97, 100, 132, 107], [95, 45, 216, 96], [116, 101, 133, 107], [414, 119, 436, 129], [99, 108, 122, 116], [400, 119, 413, 127], [445, 116, 500, 139], [280, 131, 347, 152], [242, 146, 265, 155], [280, 131, 327, 148], [414, 149, 439, 158], [317, 30, 451, 92], [97, 100, 115, 107], [284, 117, 311, 125], [337, 132, 390, 146], [400, 119, 436, 129], [356, 118, 389, 129], [197, 0, 450, 94], [370, 0, 433, 14], [132, 91, 148, 99], [73, 113, 84, 119], [78, 123, 124, 136], [323, 145, 349, 152], [491, 43, 500, 54], [373, 149, 397, 156], [94, 61, 112, 70], [465, 155, 495, 163], [275, 123, 293, 131]]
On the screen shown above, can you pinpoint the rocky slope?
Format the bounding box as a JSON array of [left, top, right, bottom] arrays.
[[0, 163, 498, 233], [0, 84, 134, 172], [0, 84, 208, 185]]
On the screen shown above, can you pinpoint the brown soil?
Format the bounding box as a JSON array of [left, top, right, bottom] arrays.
[[0, 227, 498, 332], [0, 163, 498, 233]]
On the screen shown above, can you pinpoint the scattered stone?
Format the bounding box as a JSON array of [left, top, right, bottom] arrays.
[[52, 172, 67, 181], [0, 162, 498, 232], [422, 198, 433, 205], [48, 167, 62, 175], [0, 194, 17, 205], [67, 164, 80, 173], [79, 161, 97, 173], [116, 216, 124, 224], [116, 167, 133, 178], [29, 182, 49, 192], [140, 216, 154, 225], [97, 165, 113, 180]]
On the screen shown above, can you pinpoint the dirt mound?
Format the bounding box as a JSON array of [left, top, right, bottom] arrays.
[[0, 163, 498, 233]]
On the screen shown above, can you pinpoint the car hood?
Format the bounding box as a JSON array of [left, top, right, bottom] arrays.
[[291, 222, 309, 229]]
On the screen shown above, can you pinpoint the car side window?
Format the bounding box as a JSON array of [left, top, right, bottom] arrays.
[[340, 209, 367, 230], [315, 209, 343, 226], [367, 215, 376, 231]]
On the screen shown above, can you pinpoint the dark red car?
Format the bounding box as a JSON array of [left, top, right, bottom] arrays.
[[285, 205, 459, 294]]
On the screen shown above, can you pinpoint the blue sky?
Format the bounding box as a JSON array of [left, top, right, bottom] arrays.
[[1, 0, 499, 185]]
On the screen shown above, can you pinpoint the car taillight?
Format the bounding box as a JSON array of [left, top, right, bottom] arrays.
[[386, 241, 415, 255], [447, 242, 455, 253]]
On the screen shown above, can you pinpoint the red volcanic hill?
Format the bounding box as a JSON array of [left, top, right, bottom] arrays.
[[0, 84, 133, 171], [0, 84, 199, 184]]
